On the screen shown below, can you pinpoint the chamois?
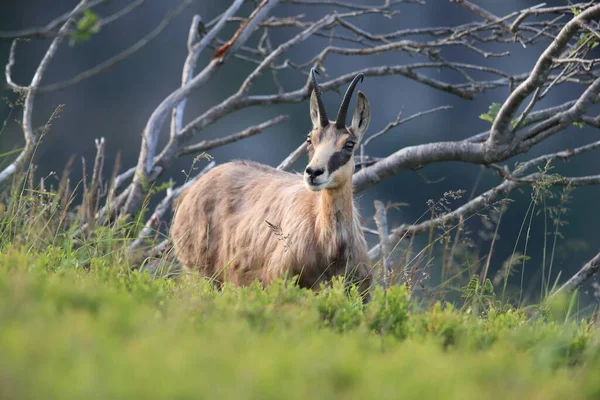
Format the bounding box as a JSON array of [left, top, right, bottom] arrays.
[[171, 69, 373, 302]]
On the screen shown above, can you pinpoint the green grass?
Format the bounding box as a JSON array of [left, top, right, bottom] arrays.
[[0, 243, 599, 399]]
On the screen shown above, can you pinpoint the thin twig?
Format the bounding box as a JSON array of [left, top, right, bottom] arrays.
[[0, 0, 108, 40], [128, 160, 216, 253], [182, 115, 288, 155], [373, 200, 392, 288], [368, 171, 600, 260], [0, 1, 88, 184], [5, 40, 24, 91], [121, 0, 281, 217], [362, 105, 452, 148], [170, 0, 246, 138], [489, 4, 600, 147], [278, 142, 308, 171], [38, 0, 192, 93], [98, 0, 146, 27]]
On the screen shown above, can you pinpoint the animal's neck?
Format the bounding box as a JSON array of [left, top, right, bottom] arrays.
[[316, 181, 355, 234]]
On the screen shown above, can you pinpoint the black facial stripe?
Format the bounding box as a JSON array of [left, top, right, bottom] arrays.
[[327, 149, 352, 174]]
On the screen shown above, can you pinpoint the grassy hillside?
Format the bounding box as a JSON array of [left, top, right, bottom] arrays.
[[0, 241, 599, 399]]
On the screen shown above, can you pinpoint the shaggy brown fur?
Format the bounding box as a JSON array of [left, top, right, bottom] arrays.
[[171, 71, 373, 301]]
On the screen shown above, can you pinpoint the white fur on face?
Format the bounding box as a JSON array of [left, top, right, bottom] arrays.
[[304, 129, 354, 191]]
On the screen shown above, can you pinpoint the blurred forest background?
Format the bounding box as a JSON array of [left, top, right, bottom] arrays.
[[1, 0, 599, 303]]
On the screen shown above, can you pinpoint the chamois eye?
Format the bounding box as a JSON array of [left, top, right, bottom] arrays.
[[344, 141, 355, 150], [306, 136, 312, 145]]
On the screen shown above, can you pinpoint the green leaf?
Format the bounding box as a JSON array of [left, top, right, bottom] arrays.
[[479, 102, 501, 124], [150, 180, 176, 196], [69, 10, 100, 46]]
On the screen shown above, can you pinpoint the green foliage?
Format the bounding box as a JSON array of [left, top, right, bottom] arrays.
[[365, 285, 411, 339], [460, 275, 498, 316], [316, 277, 364, 332], [479, 102, 501, 123], [479, 102, 523, 127], [0, 244, 599, 399], [69, 10, 100, 45], [575, 32, 599, 52], [149, 180, 176, 196]]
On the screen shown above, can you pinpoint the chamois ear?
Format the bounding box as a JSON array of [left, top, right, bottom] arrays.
[[309, 89, 322, 129], [351, 91, 371, 142]]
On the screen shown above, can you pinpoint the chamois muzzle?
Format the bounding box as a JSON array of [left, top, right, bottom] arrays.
[[335, 73, 364, 129], [305, 167, 324, 183], [310, 68, 329, 127]]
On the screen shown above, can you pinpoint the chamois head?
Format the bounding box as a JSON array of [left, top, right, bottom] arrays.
[[304, 68, 371, 191]]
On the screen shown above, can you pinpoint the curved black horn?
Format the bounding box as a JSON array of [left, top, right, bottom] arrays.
[[310, 68, 329, 127], [335, 72, 364, 129]]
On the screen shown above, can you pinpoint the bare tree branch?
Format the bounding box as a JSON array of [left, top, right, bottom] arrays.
[[144, 238, 174, 261], [121, 0, 281, 217], [353, 78, 600, 193], [37, 0, 191, 93], [0, 1, 89, 185], [361, 105, 452, 148], [176, 62, 487, 151], [0, 0, 107, 40], [368, 171, 600, 260], [4, 40, 23, 91], [373, 200, 392, 288], [282, 0, 420, 12], [278, 142, 308, 171], [98, 0, 146, 27], [118, 9, 336, 215], [509, 2, 596, 33], [368, 176, 521, 260], [170, 0, 246, 138], [553, 251, 600, 295], [368, 133, 600, 261], [514, 139, 600, 176], [354, 141, 485, 193], [488, 4, 600, 147], [182, 115, 288, 155]]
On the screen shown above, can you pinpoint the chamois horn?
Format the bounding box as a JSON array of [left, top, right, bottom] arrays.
[[310, 68, 329, 127], [335, 72, 364, 129]]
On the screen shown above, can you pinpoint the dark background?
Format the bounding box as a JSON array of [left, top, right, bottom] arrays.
[[1, 0, 599, 303]]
